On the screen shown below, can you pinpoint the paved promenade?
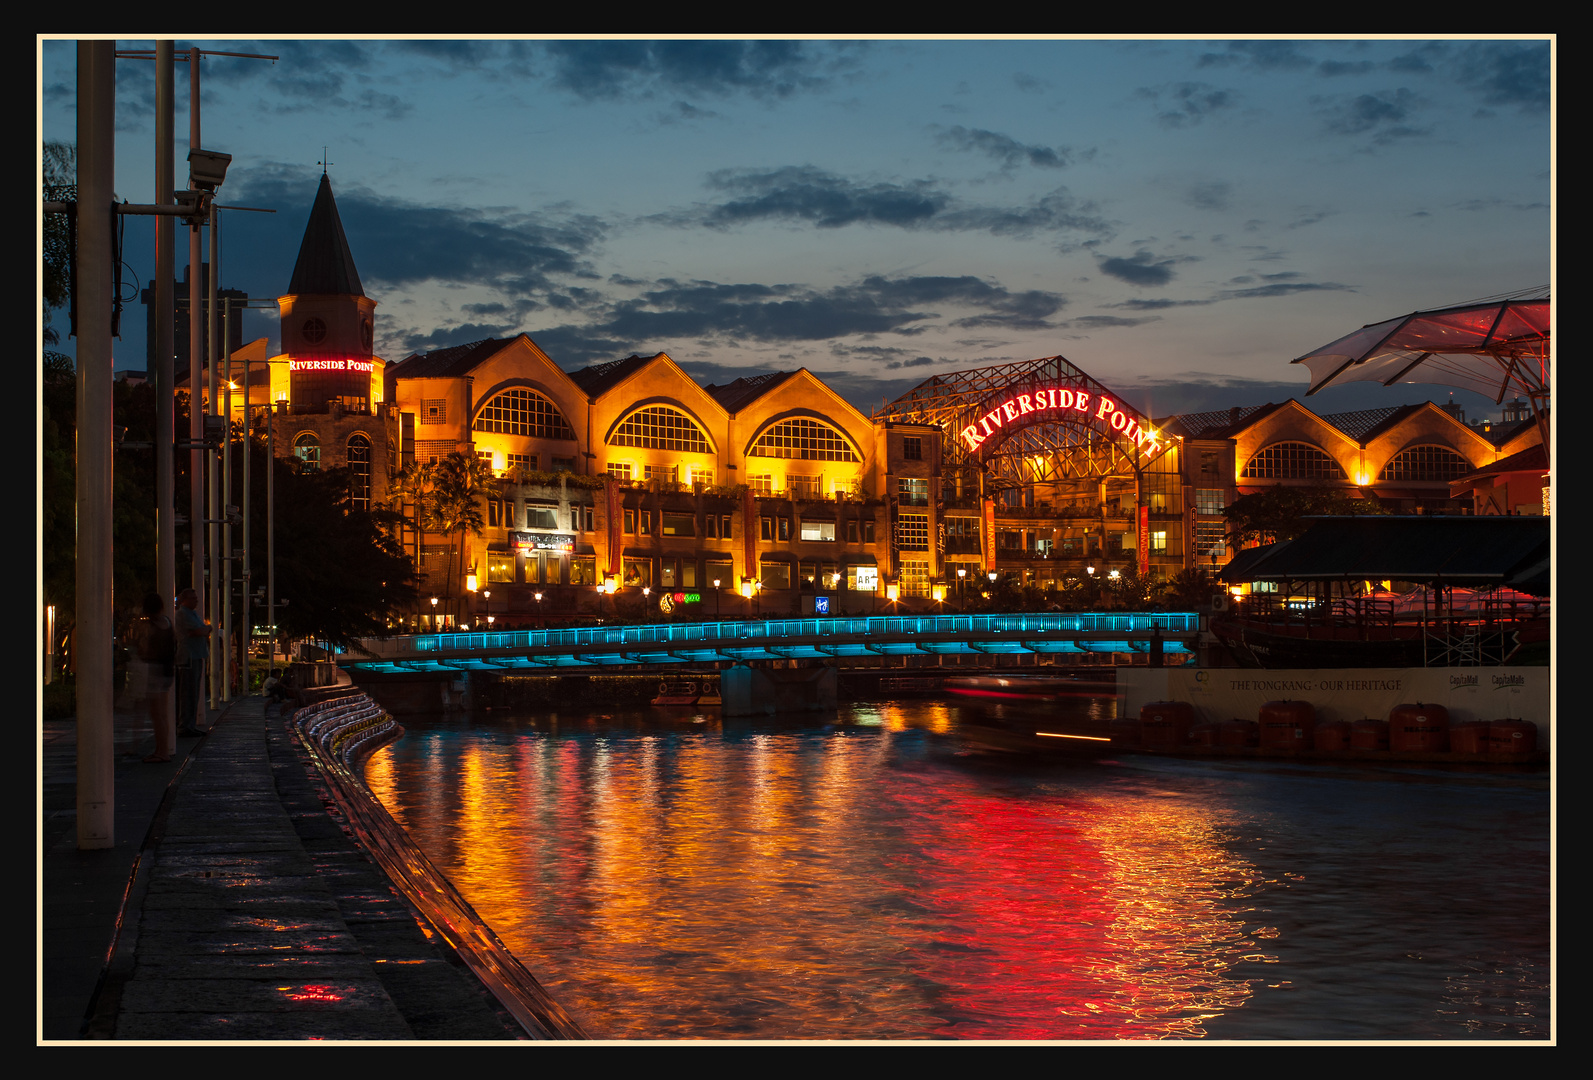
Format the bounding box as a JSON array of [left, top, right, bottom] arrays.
[[41, 692, 523, 1042]]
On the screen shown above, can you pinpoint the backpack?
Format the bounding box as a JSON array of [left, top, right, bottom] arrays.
[[138, 617, 176, 667]]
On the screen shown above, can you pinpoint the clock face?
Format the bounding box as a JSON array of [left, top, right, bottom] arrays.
[[302, 316, 328, 345]]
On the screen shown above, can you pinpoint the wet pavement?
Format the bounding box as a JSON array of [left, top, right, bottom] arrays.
[[41, 692, 523, 1042]]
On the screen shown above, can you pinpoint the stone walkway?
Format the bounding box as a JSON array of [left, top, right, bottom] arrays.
[[42, 693, 522, 1042]]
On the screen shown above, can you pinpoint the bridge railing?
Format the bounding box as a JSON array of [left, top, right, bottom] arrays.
[[356, 611, 1200, 658]]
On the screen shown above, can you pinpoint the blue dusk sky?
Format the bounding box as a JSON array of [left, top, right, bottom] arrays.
[[39, 36, 1552, 420]]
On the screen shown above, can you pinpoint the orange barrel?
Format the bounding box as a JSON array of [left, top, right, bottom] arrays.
[[1139, 701, 1194, 748], [1351, 719, 1390, 751], [1219, 718, 1259, 747], [1259, 700, 1315, 750], [1389, 703, 1450, 752], [1449, 720, 1490, 755], [1486, 720, 1538, 756], [1314, 720, 1352, 752], [1188, 722, 1220, 747], [1110, 717, 1142, 746]]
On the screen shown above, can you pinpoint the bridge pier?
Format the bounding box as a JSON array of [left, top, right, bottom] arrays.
[[721, 662, 838, 717]]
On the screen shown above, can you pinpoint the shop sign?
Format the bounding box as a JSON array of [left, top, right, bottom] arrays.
[[288, 358, 373, 373], [511, 531, 575, 553], [658, 591, 703, 613], [958, 386, 1161, 456], [853, 566, 879, 591]]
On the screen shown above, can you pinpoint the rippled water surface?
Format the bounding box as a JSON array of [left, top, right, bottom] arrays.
[[363, 700, 1550, 1040]]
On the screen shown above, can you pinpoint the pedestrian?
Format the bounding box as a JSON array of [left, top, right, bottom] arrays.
[[126, 593, 177, 762], [175, 587, 213, 736]]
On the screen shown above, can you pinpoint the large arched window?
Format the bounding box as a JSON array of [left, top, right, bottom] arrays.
[[473, 387, 575, 440], [347, 433, 371, 510], [1380, 445, 1471, 482], [1243, 442, 1343, 480], [749, 417, 859, 461], [293, 432, 321, 472], [608, 405, 712, 453]]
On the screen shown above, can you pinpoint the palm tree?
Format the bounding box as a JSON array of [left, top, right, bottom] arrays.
[[388, 460, 439, 604], [429, 452, 500, 612]]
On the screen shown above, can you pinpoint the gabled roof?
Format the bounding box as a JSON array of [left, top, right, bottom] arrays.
[[702, 371, 795, 412], [567, 354, 659, 396], [389, 337, 514, 379], [1162, 402, 1281, 439], [1218, 516, 1548, 587], [1454, 444, 1549, 484], [286, 173, 364, 297], [1318, 404, 1419, 443]]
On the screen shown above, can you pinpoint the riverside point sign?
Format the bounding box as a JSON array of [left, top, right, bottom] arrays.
[[958, 386, 1162, 457], [288, 357, 374, 373]]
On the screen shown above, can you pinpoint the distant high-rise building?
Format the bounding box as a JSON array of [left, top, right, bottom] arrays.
[[140, 261, 248, 376]]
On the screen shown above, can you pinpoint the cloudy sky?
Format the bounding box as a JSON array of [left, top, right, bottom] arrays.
[[39, 36, 1551, 419]]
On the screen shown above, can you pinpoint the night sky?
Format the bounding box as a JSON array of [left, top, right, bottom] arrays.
[[39, 37, 1552, 420]]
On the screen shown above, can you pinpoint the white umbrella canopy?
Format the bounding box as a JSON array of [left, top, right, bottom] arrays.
[[1292, 287, 1550, 405]]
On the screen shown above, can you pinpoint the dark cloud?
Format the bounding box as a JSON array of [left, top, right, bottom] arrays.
[[699, 166, 947, 228], [465, 274, 1068, 368], [1456, 41, 1549, 113], [539, 40, 849, 102], [884, 355, 939, 370], [1197, 41, 1315, 72], [1138, 82, 1237, 128], [231, 165, 607, 301], [1104, 277, 1351, 311], [1063, 314, 1161, 330], [1012, 73, 1049, 94], [675, 166, 1112, 238], [1096, 249, 1193, 287], [936, 126, 1081, 169], [1184, 181, 1232, 211], [1285, 206, 1338, 229], [1317, 60, 1376, 77], [1125, 373, 1506, 420], [1317, 88, 1431, 142]]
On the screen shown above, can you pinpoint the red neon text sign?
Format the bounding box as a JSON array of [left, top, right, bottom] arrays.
[[958, 386, 1160, 456], [288, 358, 374, 373]]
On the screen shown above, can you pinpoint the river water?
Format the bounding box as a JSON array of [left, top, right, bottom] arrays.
[[362, 697, 1551, 1041]]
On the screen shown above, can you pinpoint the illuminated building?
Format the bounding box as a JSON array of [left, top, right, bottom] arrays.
[[383, 340, 940, 622], [263, 172, 395, 511], [257, 175, 1545, 620]]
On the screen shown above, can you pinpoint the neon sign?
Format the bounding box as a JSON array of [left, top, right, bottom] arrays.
[[958, 387, 1160, 456], [658, 591, 703, 613], [289, 358, 374, 373], [511, 531, 575, 553]]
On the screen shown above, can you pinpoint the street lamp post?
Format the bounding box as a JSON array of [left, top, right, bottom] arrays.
[[713, 578, 721, 620]]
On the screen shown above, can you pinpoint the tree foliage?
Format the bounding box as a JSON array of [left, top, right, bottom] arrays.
[[264, 451, 418, 651], [43, 141, 76, 376], [1223, 483, 1386, 547]]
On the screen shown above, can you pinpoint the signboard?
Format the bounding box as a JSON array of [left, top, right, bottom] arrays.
[[815, 595, 830, 615], [958, 385, 1161, 458], [511, 531, 574, 554], [288, 358, 373, 373], [658, 591, 703, 613], [853, 566, 879, 591]]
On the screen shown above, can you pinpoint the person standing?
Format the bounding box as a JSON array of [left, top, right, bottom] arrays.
[[175, 587, 212, 736], [127, 593, 177, 762]]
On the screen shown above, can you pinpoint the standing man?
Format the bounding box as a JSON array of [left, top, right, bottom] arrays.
[[175, 587, 212, 736]]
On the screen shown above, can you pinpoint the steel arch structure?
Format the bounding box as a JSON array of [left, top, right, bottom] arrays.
[[872, 355, 1175, 489]]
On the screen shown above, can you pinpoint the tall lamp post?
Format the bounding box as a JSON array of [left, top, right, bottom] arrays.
[[713, 578, 721, 620]]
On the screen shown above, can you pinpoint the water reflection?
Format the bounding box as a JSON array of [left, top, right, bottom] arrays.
[[365, 704, 1288, 1039]]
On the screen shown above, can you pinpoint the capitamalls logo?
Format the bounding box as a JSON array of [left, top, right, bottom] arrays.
[[1492, 674, 1526, 688], [1449, 674, 1478, 688], [1195, 671, 1210, 684]]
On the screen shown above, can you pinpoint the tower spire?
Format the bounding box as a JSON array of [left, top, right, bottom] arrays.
[[286, 172, 364, 297]]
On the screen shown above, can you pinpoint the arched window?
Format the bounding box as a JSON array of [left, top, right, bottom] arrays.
[[473, 387, 575, 440], [347, 433, 371, 511], [750, 417, 859, 461], [1380, 445, 1471, 482], [1243, 442, 1343, 480], [608, 405, 712, 453], [293, 432, 321, 472]]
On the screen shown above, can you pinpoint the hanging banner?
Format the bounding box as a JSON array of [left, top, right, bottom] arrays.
[[606, 479, 623, 578], [1138, 504, 1150, 577], [743, 486, 757, 584], [982, 497, 997, 571]]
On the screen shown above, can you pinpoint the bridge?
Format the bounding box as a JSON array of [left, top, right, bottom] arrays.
[[346, 611, 1199, 673]]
